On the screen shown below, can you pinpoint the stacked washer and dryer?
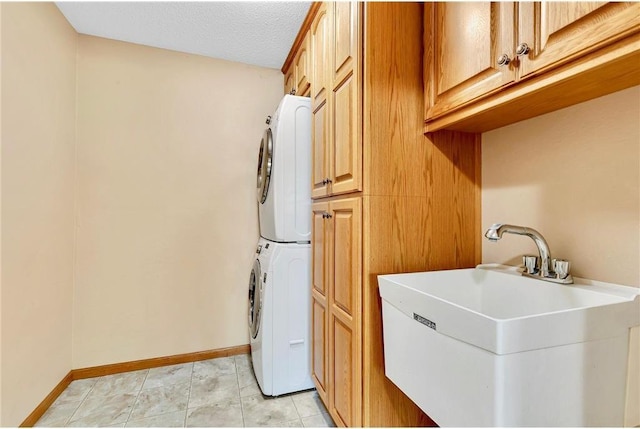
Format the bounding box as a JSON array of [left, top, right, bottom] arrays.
[[248, 95, 314, 396]]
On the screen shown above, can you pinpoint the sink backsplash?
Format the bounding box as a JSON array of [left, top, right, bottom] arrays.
[[481, 85, 640, 427]]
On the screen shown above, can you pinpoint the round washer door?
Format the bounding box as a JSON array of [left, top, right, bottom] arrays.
[[248, 259, 263, 339], [256, 128, 273, 204]]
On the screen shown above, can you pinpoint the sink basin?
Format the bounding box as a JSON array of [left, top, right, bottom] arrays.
[[379, 264, 639, 355], [378, 264, 640, 426]]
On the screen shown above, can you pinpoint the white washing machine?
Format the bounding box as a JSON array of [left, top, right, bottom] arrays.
[[257, 95, 311, 243], [248, 237, 314, 396]]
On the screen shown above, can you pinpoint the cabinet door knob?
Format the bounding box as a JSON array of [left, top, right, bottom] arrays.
[[325, 178, 332, 184], [516, 43, 530, 56], [497, 54, 511, 67]]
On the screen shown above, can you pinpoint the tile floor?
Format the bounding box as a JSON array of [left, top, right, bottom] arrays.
[[35, 354, 335, 427]]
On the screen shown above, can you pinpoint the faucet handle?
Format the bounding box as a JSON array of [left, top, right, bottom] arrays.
[[522, 255, 538, 274], [555, 259, 571, 280]]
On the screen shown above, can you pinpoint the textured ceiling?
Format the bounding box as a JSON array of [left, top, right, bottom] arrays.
[[56, 2, 311, 69]]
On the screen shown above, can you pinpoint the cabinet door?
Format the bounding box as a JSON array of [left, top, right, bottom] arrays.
[[328, 198, 362, 427], [311, 3, 329, 108], [311, 3, 331, 199], [332, 2, 359, 85], [312, 100, 330, 199], [330, 2, 362, 196], [311, 202, 329, 403], [284, 68, 295, 95], [424, 2, 516, 119], [295, 33, 311, 96], [517, 2, 640, 78]]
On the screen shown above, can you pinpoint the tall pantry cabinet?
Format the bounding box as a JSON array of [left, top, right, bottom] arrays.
[[282, 3, 481, 426]]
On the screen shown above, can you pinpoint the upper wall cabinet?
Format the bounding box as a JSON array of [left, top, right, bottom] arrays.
[[424, 2, 516, 119], [311, 3, 329, 108], [284, 67, 295, 95], [517, 2, 640, 77], [295, 32, 311, 96], [424, 1, 640, 132]]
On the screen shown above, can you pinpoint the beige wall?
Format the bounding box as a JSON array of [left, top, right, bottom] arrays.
[[73, 35, 283, 368], [482, 86, 640, 426], [0, 3, 77, 426]]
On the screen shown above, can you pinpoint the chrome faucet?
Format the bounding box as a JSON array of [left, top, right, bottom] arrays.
[[484, 223, 573, 284]]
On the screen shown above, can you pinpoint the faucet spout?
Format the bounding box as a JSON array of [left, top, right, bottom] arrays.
[[484, 224, 554, 278]]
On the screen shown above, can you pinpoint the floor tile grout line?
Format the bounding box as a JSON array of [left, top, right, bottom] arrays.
[[123, 369, 150, 425], [184, 362, 196, 427], [64, 378, 98, 426], [235, 356, 247, 428]]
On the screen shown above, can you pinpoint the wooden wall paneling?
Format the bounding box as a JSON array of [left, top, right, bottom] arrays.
[[424, 130, 481, 270], [361, 195, 436, 427], [363, 1, 428, 198], [360, 132, 481, 426]]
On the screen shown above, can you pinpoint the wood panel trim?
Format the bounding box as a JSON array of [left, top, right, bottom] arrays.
[[474, 137, 482, 265], [72, 344, 250, 379], [20, 372, 73, 427], [282, 2, 323, 73]]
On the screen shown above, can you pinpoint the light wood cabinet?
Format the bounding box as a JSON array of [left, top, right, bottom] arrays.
[[311, 3, 330, 199], [331, 72, 360, 196], [517, 2, 640, 77], [313, 198, 362, 427], [424, 1, 640, 131], [290, 3, 482, 427], [295, 32, 311, 96], [311, 3, 329, 107], [332, 2, 359, 86], [311, 203, 329, 404], [312, 101, 329, 198], [424, 2, 516, 119], [310, 1, 362, 200], [284, 67, 295, 95]]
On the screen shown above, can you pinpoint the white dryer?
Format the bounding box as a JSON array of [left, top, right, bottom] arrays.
[[248, 237, 314, 396], [257, 95, 311, 243]]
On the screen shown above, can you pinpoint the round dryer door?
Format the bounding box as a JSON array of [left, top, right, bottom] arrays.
[[256, 128, 273, 204], [248, 259, 264, 339]]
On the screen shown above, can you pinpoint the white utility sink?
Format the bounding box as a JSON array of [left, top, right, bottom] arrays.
[[378, 264, 640, 427]]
